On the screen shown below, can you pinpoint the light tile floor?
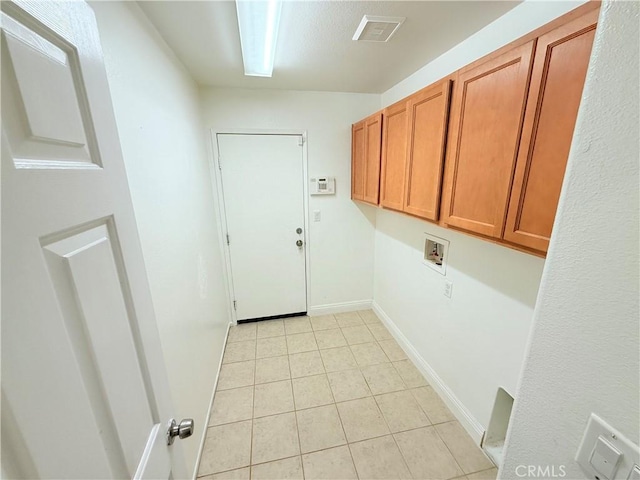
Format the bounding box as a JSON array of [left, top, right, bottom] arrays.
[[198, 310, 497, 480]]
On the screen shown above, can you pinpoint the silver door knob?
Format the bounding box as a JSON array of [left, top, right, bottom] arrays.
[[296, 240, 303, 247], [167, 418, 194, 445]]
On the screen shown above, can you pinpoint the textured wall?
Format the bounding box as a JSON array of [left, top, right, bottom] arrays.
[[92, 3, 229, 475], [501, 1, 640, 477]]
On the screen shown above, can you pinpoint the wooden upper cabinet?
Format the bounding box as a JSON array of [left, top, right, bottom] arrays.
[[504, 9, 598, 252], [351, 112, 382, 205], [351, 120, 366, 201], [349, 3, 599, 257], [363, 112, 383, 205], [404, 79, 452, 222], [441, 41, 536, 238], [380, 100, 409, 211]]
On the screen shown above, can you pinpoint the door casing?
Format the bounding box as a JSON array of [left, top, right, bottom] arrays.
[[208, 129, 311, 325]]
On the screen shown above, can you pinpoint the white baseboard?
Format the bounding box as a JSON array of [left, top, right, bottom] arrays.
[[308, 299, 373, 316], [371, 301, 485, 445], [192, 322, 231, 480]]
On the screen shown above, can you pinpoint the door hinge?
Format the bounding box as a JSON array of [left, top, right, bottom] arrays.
[[233, 300, 237, 310], [218, 157, 222, 170], [226, 234, 230, 245], [298, 136, 304, 146]]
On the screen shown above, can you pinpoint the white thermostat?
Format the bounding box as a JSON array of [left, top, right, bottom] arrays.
[[310, 177, 335, 195]]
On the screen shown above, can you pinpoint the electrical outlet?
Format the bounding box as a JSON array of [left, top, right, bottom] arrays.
[[444, 280, 453, 298], [313, 210, 321, 222]]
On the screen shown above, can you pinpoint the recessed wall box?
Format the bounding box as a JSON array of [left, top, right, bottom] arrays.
[[423, 233, 449, 275], [482, 387, 515, 467], [310, 177, 335, 195]]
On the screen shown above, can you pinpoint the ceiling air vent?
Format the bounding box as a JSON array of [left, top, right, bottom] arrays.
[[352, 15, 406, 42]]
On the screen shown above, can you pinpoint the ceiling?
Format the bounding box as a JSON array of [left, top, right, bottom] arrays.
[[138, 1, 521, 94]]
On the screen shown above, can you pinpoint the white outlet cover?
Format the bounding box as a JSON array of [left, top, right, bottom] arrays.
[[444, 280, 453, 298], [576, 413, 640, 480]]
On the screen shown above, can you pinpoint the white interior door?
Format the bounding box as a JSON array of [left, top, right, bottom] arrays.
[[217, 134, 307, 321], [1, 1, 187, 478]]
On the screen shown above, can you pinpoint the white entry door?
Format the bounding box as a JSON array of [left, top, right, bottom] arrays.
[[1, 1, 187, 479], [217, 134, 307, 321]]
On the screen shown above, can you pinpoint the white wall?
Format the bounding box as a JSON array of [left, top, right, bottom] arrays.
[[199, 88, 380, 313], [91, 3, 229, 476], [501, 1, 639, 477], [373, 0, 588, 441], [383, 0, 587, 106], [374, 213, 544, 438]]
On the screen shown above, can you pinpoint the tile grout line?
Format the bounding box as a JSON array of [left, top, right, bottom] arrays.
[[290, 380, 305, 478], [347, 310, 386, 479], [432, 419, 497, 476], [207, 400, 460, 431], [249, 453, 299, 469], [283, 321, 304, 479], [360, 315, 444, 478], [311, 313, 360, 478], [354, 309, 413, 479], [300, 317, 329, 478], [327, 313, 369, 479], [355, 359, 414, 479], [220, 314, 485, 479], [388, 430, 417, 480], [431, 421, 469, 479], [249, 324, 257, 474], [287, 316, 305, 479], [204, 322, 256, 477], [333, 394, 361, 480], [470, 467, 499, 477]]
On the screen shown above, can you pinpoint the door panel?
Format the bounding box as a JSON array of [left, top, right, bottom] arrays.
[[504, 11, 598, 251], [1, 9, 100, 168], [1, 1, 178, 478], [404, 79, 452, 221], [442, 41, 535, 238], [218, 134, 307, 321], [380, 100, 409, 212], [363, 113, 382, 205], [42, 223, 154, 474], [351, 121, 365, 200]]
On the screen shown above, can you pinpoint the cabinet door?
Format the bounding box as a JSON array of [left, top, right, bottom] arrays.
[[504, 10, 598, 252], [363, 112, 383, 205], [351, 120, 366, 201], [380, 101, 409, 211], [441, 41, 535, 238], [404, 79, 452, 221]]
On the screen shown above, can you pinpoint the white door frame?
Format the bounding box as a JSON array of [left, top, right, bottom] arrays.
[[208, 128, 310, 325]]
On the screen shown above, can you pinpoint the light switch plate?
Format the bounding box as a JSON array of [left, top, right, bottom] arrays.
[[577, 414, 640, 480], [590, 436, 622, 479]]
